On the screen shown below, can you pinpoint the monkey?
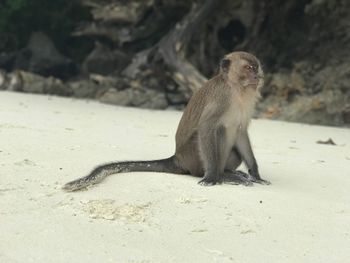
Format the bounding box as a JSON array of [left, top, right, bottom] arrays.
[[63, 51, 270, 191]]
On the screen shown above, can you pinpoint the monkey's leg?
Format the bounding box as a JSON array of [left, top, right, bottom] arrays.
[[235, 131, 270, 185], [225, 148, 243, 171], [223, 150, 252, 186], [198, 125, 227, 186]]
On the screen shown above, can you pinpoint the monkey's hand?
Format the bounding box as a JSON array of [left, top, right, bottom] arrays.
[[198, 174, 222, 186], [249, 177, 271, 185], [247, 168, 271, 185]]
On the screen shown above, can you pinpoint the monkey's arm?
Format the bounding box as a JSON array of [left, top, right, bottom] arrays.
[[196, 102, 228, 185], [197, 123, 226, 185], [235, 131, 270, 185]]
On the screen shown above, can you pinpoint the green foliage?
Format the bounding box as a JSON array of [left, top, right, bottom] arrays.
[[0, 0, 91, 53], [0, 0, 28, 30]]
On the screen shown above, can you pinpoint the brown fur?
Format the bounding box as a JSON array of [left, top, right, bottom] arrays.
[[63, 51, 269, 192], [174, 52, 263, 180]]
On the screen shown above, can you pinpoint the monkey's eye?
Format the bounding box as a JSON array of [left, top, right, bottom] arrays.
[[245, 65, 253, 71]]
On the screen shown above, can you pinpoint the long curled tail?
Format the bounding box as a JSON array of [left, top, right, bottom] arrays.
[[62, 156, 184, 192]]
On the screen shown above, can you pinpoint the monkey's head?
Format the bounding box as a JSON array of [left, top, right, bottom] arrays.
[[220, 51, 264, 91]]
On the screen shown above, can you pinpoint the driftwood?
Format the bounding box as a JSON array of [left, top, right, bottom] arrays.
[[123, 0, 219, 98], [75, 0, 220, 97], [158, 0, 218, 96], [75, 0, 155, 44], [79, 0, 154, 24]]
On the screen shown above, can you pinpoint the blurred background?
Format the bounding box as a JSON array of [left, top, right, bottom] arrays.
[[0, 0, 349, 127]]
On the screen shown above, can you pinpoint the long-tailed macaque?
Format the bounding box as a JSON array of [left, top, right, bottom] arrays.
[[63, 51, 270, 191]]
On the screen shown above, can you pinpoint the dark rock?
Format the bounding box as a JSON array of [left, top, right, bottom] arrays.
[[0, 70, 23, 91], [89, 1, 154, 25], [18, 71, 72, 96], [7, 71, 23, 91], [263, 71, 304, 101], [82, 42, 130, 75], [69, 79, 100, 98], [259, 89, 349, 126], [14, 32, 78, 80], [0, 70, 8, 90], [259, 59, 350, 126], [342, 105, 350, 124], [99, 87, 168, 109], [166, 91, 187, 105], [0, 52, 16, 71], [70, 74, 123, 98]]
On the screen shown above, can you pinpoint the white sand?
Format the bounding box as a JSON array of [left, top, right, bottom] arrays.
[[0, 91, 349, 263]]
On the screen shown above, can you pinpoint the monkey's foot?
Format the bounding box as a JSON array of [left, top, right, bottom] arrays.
[[233, 170, 250, 179], [250, 178, 271, 185], [223, 171, 253, 186], [198, 177, 220, 186]]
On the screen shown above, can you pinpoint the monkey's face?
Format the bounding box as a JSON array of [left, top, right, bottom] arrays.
[[221, 52, 264, 91]]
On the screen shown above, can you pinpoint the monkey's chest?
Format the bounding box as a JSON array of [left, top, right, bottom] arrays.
[[220, 106, 253, 144]]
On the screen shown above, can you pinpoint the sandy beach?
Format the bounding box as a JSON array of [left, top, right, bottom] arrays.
[[0, 91, 349, 263]]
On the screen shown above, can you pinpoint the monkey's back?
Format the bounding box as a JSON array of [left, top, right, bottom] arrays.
[[174, 74, 230, 175]]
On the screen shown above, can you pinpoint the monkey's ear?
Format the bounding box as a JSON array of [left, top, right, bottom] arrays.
[[220, 59, 231, 73]]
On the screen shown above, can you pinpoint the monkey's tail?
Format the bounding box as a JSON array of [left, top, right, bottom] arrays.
[[62, 156, 184, 192]]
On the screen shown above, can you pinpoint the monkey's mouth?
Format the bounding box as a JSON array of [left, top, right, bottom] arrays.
[[244, 81, 259, 88], [245, 75, 263, 88]]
